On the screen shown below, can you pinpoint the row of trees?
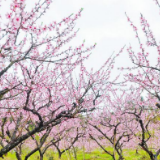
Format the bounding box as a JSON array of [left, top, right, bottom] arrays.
[[0, 0, 160, 160]]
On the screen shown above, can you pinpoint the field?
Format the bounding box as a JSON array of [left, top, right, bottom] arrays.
[[1, 148, 159, 160]]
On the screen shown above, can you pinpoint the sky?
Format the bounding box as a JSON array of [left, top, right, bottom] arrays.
[[1, 0, 160, 75], [42, 0, 160, 71]]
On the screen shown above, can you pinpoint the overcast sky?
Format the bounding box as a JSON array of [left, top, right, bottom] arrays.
[[1, 0, 160, 73], [42, 0, 160, 71]]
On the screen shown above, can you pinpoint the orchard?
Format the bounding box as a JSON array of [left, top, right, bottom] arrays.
[[0, 0, 160, 160]]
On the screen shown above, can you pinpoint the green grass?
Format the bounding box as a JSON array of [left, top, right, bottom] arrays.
[[1, 148, 160, 160]]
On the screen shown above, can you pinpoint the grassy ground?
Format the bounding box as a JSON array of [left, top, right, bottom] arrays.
[[1, 148, 160, 160]]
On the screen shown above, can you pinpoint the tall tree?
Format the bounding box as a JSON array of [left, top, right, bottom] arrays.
[[0, 0, 116, 157]]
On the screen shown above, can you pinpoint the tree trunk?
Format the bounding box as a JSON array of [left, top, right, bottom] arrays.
[[58, 151, 62, 159], [40, 154, 43, 160], [39, 150, 43, 160], [149, 153, 157, 160], [72, 146, 77, 160], [118, 155, 124, 160], [113, 154, 116, 160], [15, 151, 22, 160], [68, 149, 72, 160], [116, 148, 124, 160]]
